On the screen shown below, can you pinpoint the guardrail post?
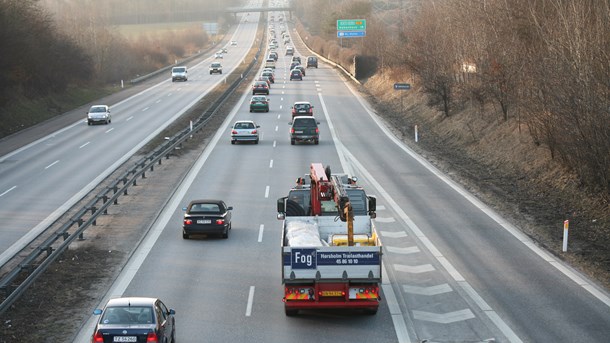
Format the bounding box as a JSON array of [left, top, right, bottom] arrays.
[[142, 170, 146, 179], [132, 179, 137, 186], [103, 196, 109, 214]]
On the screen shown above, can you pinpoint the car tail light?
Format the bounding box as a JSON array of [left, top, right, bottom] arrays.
[[231, 130, 238, 134], [215, 219, 225, 225], [184, 219, 192, 225], [146, 332, 159, 343], [315, 128, 319, 133], [251, 130, 257, 134], [290, 128, 295, 134], [92, 331, 104, 343]]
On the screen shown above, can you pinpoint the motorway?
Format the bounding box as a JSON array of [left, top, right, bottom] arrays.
[[2, 3, 609, 343], [0, 10, 259, 266]]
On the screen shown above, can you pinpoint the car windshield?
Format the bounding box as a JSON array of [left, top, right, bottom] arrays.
[[252, 97, 265, 101], [295, 104, 310, 110], [292, 70, 300, 75], [190, 203, 222, 213], [173, 68, 185, 72], [211, 63, 220, 67], [90, 107, 106, 113], [101, 306, 154, 325]]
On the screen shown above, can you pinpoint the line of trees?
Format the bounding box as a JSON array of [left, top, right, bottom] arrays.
[[0, 0, 92, 106], [296, 0, 610, 195]]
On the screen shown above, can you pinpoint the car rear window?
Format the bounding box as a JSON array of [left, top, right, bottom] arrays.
[[190, 203, 222, 213], [102, 306, 154, 325], [293, 118, 316, 127]]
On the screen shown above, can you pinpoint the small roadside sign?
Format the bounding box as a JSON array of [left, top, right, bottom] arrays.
[[394, 83, 411, 90], [337, 31, 366, 38]]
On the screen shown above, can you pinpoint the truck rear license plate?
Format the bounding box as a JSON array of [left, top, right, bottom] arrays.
[[197, 219, 211, 224], [320, 291, 342, 297]]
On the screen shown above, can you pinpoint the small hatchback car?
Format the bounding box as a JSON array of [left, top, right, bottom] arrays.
[[183, 199, 233, 238], [291, 101, 314, 118], [86, 105, 111, 125], [290, 69, 303, 81], [92, 297, 176, 343]]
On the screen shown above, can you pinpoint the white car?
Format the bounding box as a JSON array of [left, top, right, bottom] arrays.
[[214, 51, 223, 59], [87, 105, 111, 125], [209, 62, 223, 74], [230, 40, 237, 46], [231, 120, 260, 144]]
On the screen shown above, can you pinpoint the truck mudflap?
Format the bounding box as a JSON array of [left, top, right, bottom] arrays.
[[283, 282, 380, 315]]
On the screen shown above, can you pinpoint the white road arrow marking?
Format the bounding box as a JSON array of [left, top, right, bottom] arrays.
[[380, 231, 408, 238], [412, 309, 475, 324], [394, 264, 435, 274], [403, 283, 453, 296], [386, 246, 420, 254]]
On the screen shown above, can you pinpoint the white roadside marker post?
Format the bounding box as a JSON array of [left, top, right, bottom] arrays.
[[562, 220, 569, 252]]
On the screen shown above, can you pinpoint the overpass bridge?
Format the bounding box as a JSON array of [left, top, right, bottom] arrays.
[[225, 4, 296, 19]]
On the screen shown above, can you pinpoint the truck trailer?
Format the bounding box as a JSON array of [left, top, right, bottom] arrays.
[[277, 163, 382, 316]]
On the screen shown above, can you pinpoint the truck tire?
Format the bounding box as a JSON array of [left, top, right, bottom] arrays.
[[285, 308, 299, 316], [285, 199, 306, 216], [363, 308, 378, 315]]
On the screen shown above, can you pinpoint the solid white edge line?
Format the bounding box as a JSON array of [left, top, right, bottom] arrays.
[[342, 77, 610, 309], [246, 286, 255, 316]]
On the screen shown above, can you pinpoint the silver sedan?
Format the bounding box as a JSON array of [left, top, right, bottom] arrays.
[[231, 120, 260, 144]]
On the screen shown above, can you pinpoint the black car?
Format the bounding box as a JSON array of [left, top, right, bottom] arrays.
[[290, 116, 320, 145], [182, 199, 233, 239], [92, 297, 176, 343], [252, 80, 270, 95], [307, 56, 318, 68]]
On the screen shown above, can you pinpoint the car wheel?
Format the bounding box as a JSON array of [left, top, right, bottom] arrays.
[[250, 109, 253, 113], [222, 228, 229, 239], [210, 72, 212, 74], [231, 140, 235, 145], [314, 139, 319, 145], [291, 139, 295, 145], [255, 139, 259, 144], [88, 122, 91, 126], [220, 71, 222, 74], [266, 108, 269, 112], [182, 231, 189, 239]]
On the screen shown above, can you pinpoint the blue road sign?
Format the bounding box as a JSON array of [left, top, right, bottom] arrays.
[[337, 31, 366, 38], [394, 83, 411, 90]]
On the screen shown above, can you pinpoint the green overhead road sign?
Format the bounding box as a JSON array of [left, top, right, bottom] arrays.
[[337, 19, 366, 31]]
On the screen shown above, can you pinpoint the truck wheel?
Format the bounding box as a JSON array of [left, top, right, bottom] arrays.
[[363, 308, 378, 315], [285, 308, 299, 316]]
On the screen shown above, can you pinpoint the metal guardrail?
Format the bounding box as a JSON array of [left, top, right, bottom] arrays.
[[0, 31, 264, 316]]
